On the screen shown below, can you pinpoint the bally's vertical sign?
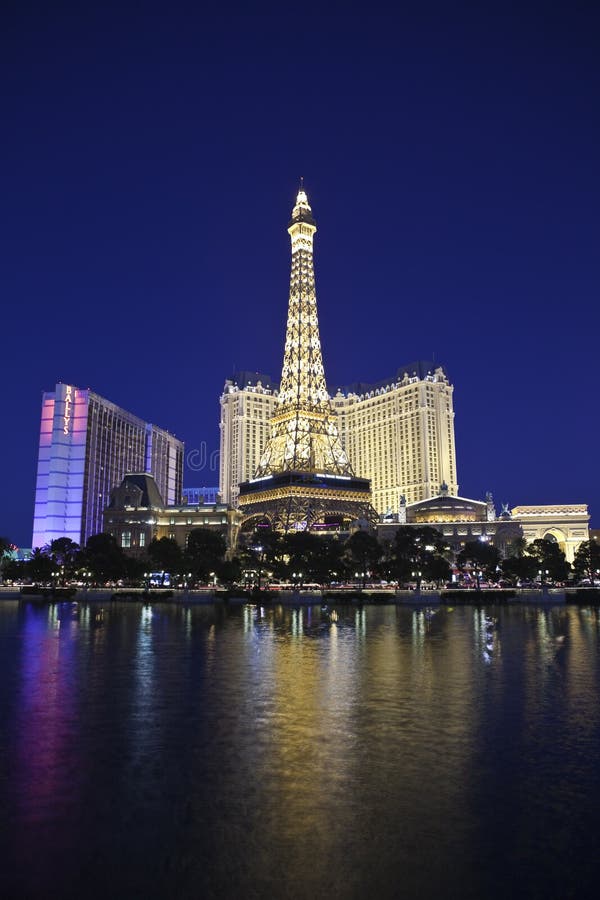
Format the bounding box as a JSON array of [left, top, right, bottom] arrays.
[[63, 385, 73, 435]]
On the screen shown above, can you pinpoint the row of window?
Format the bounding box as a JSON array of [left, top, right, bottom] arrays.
[[121, 531, 146, 549]]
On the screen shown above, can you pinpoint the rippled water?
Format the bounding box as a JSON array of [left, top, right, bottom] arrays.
[[1, 600, 600, 899]]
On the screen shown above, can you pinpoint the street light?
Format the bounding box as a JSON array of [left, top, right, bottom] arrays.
[[411, 570, 422, 593]]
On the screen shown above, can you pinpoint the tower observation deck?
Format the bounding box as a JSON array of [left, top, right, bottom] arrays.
[[238, 186, 374, 532]]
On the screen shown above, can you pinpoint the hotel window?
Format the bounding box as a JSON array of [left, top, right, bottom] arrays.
[[139, 532, 146, 548], [121, 531, 131, 548]]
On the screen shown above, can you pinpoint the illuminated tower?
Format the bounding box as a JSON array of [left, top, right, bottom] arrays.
[[238, 186, 374, 531]]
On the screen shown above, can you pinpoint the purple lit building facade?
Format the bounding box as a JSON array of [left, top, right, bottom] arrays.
[[32, 383, 183, 549]]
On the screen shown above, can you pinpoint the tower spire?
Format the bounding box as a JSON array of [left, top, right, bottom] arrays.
[[256, 187, 351, 476]]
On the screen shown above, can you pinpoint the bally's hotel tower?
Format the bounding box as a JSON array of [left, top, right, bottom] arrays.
[[32, 383, 183, 549]]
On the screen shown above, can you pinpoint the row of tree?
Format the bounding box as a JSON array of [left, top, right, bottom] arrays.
[[0, 531, 227, 585], [239, 529, 598, 587], [2, 530, 599, 588]]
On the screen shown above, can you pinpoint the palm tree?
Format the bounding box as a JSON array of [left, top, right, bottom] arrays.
[[0, 536, 14, 582]]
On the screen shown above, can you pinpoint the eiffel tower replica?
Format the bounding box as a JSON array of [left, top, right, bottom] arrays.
[[238, 185, 375, 532]]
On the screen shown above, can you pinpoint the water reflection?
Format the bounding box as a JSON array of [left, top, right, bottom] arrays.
[[9, 602, 82, 888], [1, 600, 600, 899]]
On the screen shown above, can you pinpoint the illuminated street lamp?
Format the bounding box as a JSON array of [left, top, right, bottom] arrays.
[[411, 570, 423, 593], [355, 570, 366, 591]]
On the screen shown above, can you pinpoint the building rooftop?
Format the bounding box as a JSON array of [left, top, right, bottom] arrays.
[[226, 370, 279, 391], [225, 361, 449, 398], [109, 473, 165, 509], [334, 360, 446, 396]]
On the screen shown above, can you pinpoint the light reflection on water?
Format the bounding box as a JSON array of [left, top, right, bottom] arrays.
[[0, 601, 600, 898]]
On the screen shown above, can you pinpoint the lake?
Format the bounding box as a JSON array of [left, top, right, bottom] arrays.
[[1, 600, 599, 899]]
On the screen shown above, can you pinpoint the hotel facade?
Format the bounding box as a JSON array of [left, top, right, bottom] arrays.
[[104, 473, 240, 557], [219, 372, 278, 508], [32, 383, 183, 549], [219, 361, 458, 516], [332, 362, 458, 513]]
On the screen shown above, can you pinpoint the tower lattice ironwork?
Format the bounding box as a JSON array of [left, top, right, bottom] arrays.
[[255, 187, 351, 477], [238, 186, 375, 532]]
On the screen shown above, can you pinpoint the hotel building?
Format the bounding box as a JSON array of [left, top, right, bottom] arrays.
[[219, 371, 278, 507], [332, 362, 458, 513], [32, 383, 183, 549], [104, 474, 240, 556], [219, 362, 458, 516]]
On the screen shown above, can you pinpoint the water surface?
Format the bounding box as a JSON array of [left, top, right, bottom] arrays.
[[1, 601, 599, 899]]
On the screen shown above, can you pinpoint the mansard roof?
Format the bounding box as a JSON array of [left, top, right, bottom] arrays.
[[226, 371, 279, 391], [109, 473, 165, 509], [335, 360, 446, 395]]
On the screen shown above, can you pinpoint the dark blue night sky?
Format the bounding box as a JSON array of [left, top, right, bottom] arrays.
[[2, 2, 599, 546]]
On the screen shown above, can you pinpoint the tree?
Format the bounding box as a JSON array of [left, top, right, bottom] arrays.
[[344, 531, 382, 588], [185, 528, 227, 582], [148, 537, 183, 575], [27, 547, 54, 582], [217, 558, 242, 586], [82, 533, 128, 583], [527, 538, 571, 584], [456, 541, 501, 586], [505, 536, 528, 559], [2, 558, 26, 583], [239, 529, 286, 586], [280, 532, 344, 586], [0, 536, 13, 558], [501, 553, 538, 585], [0, 537, 14, 582], [572, 540, 600, 583], [388, 526, 451, 586], [48, 538, 80, 579], [425, 554, 452, 586]]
